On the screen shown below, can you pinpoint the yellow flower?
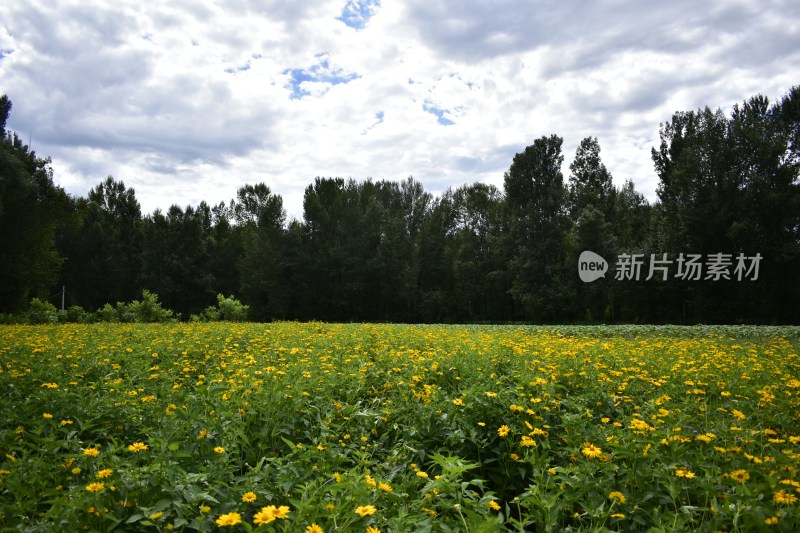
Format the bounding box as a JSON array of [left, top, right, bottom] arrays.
[[582, 442, 602, 459], [453, 398, 464, 406], [199, 504, 211, 514], [85, 482, 104, 492], [610, 513, 626, 519], [728, 470, 750, 483], [83, 448, 100, 457], [253, 506, 275, 525], [71, 467, 81, 475], [355, 505, 377, 517], [489, 500, 501, 511], [241, 491, 257, 503], [498, 425, 510, 438], [764, 516, 779, 525], [774, 490, 798, 505], [215, 512, 242, 527], [416, 471, 429, 479], [150, 511, 164, 519], [305, 524, 324, 533], [128, 442, 148, 452], [97, 469, 113, 479], [732, 409, 746, 420], [378, 481, 393, 493], [274, 505, 290, 519], [609, 491, 626, 504], [520, 435, 536, 447], [675, 468, 696, 479], [214, 446, 225, 454], [366, 527, 382, 533], [42, 413, 53, 419]]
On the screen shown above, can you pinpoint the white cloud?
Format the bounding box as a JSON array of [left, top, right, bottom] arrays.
[[1, 0, 799, 219]]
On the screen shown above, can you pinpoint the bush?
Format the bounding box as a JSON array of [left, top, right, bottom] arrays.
[[216, 294, 249, 322], [96, 303, 118, 322], [127, 290, 176, 323], [27, 298, 59, 324], [190, 294, 249, 322], [0, 313, 23, 324], [64, 305, 90, 323]]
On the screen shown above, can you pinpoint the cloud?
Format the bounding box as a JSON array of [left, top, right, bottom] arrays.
[[1, 0, 798, 219]]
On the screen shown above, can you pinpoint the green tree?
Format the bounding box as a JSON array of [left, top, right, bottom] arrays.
[[504, 135, 570, 320], [0, 95, 68, 311], [652, 86, 800, 322], [235, 183, 285, 320], [140, 204, 214, 317], [564, 137, 617, 321], [68, 177, 143, 309]]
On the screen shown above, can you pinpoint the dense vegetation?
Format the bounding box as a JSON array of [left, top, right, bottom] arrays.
[[1, 86, 799, 323], [1, 323, 798, 531]]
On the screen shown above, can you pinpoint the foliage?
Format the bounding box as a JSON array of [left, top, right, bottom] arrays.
[[1, 323, 799, 531], [191, 294, 250, 322], [0, 96, 68, 312], [63, 305, 90, 324], [126, 290, 176, 323], [2, 86, 799, 323], [25, 297, 59, 324]]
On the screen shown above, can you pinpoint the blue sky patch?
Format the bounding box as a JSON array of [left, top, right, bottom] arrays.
[[337, 0, 380, 30], [423, 101, 455, 126], [361, 111, 385, 135], [284, 55, 360, 99]]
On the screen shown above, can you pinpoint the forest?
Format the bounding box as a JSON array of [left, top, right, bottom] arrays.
[[1, 86, 798, 324]]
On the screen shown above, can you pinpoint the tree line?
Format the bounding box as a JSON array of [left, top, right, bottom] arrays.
[[1, 86, 798, 323]]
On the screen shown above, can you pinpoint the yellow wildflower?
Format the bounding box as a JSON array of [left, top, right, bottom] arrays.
[[355, 505, 377, 517], [609, 491, 626, 504], [85, 482, 104, 492], [582, 442, 602, 459], [127, 442, 148, 452]]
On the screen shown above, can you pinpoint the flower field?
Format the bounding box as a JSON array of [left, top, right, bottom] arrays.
[[1, 323, 799, 532]]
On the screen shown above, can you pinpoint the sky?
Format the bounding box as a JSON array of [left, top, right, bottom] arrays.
[[1, 1, 799, 220]]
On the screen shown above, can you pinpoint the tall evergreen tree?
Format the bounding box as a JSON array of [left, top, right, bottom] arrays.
[[235, 183, 286, 320], [504, 135, 569, 320], [0, 95, 69, 311]]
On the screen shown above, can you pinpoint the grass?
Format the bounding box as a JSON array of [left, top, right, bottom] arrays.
[[0, 322, 799, 532]]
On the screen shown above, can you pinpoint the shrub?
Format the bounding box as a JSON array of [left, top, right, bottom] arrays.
[[96, 303, 118, 322], [0, 313, 23, 324], [216, 294, 249, 322], [127, 290, 176, 323], [64, 305, 90, 323], [190, 294, 249, 322], [27, 298, 59, 324]]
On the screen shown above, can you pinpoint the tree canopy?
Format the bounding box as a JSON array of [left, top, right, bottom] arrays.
[[2, 86, 798, 323]]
